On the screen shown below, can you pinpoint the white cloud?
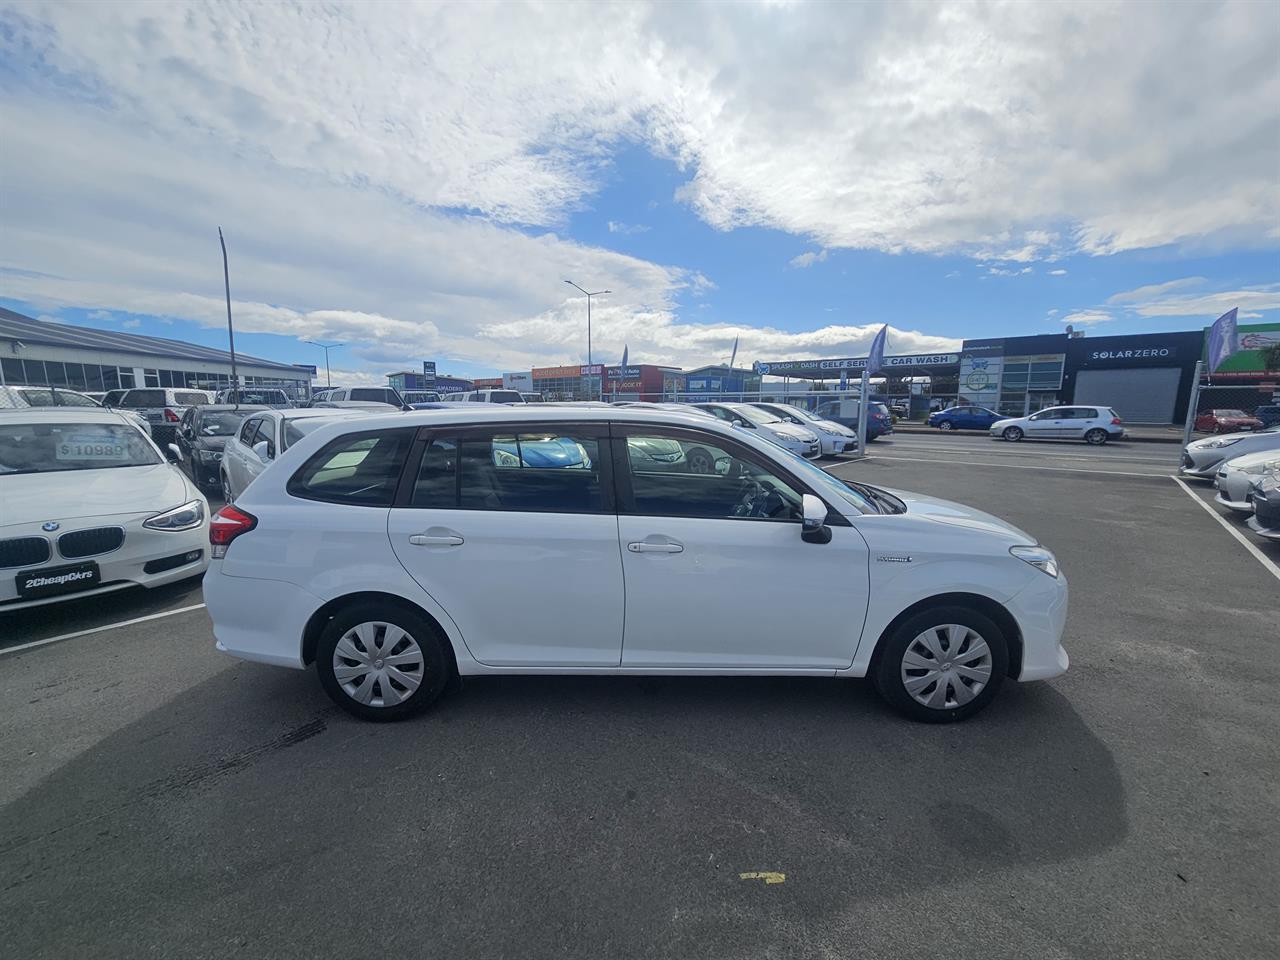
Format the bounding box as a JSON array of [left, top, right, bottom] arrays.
[[607, 221, 650, 235], [788, 250, 828, 269], [1, 0, 1273, 262], [1103, 277, 1279, 321], [1046, 309, 1059, 316], [121, 318, 141, 329], [984, 265, 1034, 277], [1108, 277, 1207, 304], [1049, 269, 1068, 276], [1060, 310, 1112, 327]]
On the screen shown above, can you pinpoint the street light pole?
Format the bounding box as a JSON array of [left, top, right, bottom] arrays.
[[304, 340, 344, 387], [564, 280, 610, 397]]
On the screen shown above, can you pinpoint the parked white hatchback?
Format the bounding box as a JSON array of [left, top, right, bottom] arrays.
[[220, 407, 373, 502], [205, 406, 1069, 724], [990, 405, 1126, 444], [0, 409, 209, 610], [1213, 449, 1280, 511]]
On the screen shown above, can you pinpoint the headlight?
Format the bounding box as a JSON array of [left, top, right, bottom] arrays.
[[1010, 545, 1059, 578], [1200, 437, 1243, 449], [144, 500, 205, 531], [197, 449, 223, 463]]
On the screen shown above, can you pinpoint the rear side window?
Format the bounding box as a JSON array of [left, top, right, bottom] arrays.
[[54, 390, 99, 407], [288, 429, 414, 506], [350, 388, 392, 403], [176, 391, 209, 406], [1075, 408, 1098, 419], [18, 388, 55, 406], [409, 429, 606, 513], [121, 389, 166, 407], [489, 391, 523, 403]]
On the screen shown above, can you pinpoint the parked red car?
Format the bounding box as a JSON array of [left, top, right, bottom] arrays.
[[1195, 408, 1264, 434]]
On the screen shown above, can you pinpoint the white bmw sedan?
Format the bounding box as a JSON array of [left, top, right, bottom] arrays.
[[0, 410, 209, 610], [205, 406, 1069, 724]]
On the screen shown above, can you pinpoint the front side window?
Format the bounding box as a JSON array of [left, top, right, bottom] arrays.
[[621, 431, 804, 521], [239, 416, 263, 444], [0, 422, 161, 474], [288, 429, 413, 506], [1029, 408, 1061, 421]]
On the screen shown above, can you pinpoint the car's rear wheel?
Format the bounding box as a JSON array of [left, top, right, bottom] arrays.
[[316, 601, 450, 721], [1084, 428, 1108, 445], [1002, 426, 1023, 441], [872, 606, 1009, 723], [937, 420, 953, 430]]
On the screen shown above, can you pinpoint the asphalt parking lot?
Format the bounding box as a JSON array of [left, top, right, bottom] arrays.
[[1, 432, 1276, 959]]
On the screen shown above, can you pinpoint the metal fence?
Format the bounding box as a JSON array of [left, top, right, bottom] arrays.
[[1187, 383, 1280, 432]]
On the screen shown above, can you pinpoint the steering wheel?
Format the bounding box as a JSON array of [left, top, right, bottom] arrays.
[[732, 476, 766, 517]]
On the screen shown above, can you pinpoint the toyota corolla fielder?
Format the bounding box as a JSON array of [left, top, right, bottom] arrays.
[[204, 407, 1068, 723]]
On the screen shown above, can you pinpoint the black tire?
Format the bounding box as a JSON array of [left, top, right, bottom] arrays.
[[871, 605, 1009, 723], [1084, 428, 1108, 445], [685, 447, 716, 474], [937, 420, 953, 431], [1002, 426, 1024, 442], [315, 600, 451, 722]]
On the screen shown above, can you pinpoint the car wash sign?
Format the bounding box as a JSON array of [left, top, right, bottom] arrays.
[[753, 353, 960, 377]]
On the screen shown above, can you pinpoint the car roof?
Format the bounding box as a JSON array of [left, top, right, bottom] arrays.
[[319, 404, 740, 434], [198, 404, 269, 413], [0, 408, 136, 424], [274, 407, 369, 419]]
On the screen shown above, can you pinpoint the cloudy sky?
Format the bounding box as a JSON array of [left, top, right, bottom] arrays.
[[1, 0, 1277, 383]]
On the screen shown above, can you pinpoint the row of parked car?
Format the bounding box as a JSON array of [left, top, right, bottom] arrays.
[[1180, 423, 1280, 542]]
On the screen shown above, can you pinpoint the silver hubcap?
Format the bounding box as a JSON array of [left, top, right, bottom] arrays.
[[333, 621, 425, 708], [688, 452, 713, 474], [900, 623, 993, 710], [939, 422, 952, 429]]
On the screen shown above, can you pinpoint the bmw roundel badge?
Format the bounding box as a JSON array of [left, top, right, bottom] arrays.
[[42, 521, 61, 532]]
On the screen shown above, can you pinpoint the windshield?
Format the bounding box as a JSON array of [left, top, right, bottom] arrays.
[[196, 412, 246, 435], [0, 422, 161, 474], [771, 449, 878, 514], [1214, 410, 1249, 418], [787, 406, 826, 423], [733, 405, 782, 426]]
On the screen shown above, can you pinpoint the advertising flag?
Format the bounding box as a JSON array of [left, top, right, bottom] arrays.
[[1207, 308, 1239, 372], [866, 324, 888, 375]]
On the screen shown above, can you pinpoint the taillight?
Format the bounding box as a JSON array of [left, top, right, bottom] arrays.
[[164, 408, 180, 422], [209, 505, 257, 558], [1111, 417, 1123, 425]]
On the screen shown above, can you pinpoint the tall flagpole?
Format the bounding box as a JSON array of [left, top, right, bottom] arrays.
[[219, 228, 240, 406]]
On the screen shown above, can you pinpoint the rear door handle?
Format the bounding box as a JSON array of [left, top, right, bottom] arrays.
[[627, 540, 683, 554], [409, 533, 464, 547]]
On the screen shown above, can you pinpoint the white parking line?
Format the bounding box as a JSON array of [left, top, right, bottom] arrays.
[[837, 454, 1170, 479], [1172, 477, 1280, 583], [0, 603, 208, 658]]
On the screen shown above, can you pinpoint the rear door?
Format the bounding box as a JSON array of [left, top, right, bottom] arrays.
[[612, 423, 868, 669], [1062, 407, 1096, 439], [388, 422, 624, 666]]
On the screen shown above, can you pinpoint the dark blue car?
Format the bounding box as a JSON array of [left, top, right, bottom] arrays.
[[928, 405, 1002, 431]]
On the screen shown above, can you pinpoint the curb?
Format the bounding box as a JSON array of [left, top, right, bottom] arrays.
[[888, 425, 1184, 445]]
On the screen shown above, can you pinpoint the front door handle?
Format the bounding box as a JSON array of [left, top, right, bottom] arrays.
[[409, 532, 464, 547], [627, 540, 683, 554]]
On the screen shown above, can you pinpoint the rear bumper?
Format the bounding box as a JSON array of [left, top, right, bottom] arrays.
[[204, 563, 320, 669]]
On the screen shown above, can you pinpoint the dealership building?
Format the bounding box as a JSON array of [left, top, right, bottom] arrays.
[[752, 330, 1217, 424], [0, 308, 313, 397]]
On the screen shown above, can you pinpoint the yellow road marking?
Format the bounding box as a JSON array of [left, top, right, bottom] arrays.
[[739, 871, 786, 884]]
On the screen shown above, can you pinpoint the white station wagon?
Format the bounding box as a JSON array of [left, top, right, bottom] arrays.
[[205, 407, 1069, 723]]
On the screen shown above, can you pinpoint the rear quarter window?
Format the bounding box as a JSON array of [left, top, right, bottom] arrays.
[[287, 428, 414, 506]]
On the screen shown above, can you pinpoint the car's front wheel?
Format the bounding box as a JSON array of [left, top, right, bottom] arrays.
[[316, 600, 450, 722], [1084, 428, 1108, 445], [872, 606, 1009, 723], [937, 420, 953, 430], [1002, 426, 1024, 441]]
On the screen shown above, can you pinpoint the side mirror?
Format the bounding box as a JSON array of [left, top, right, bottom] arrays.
[[801, 493, 831, 544], [252, 440, 272, 461], [165, 443, 182, 464]]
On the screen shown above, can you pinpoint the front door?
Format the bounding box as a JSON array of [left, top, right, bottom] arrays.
[[388, 423, 624, 666], [1024, 407, 1066, 438], [612, 425, 869, 669]]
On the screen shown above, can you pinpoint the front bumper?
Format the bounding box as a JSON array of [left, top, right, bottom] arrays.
[[1006, 567, 1070, 682], [1246, 516, 1280, 541], [0, 516, 210, 611], [1180, 451, 1225, 478], [1213, 469, 1256, 512]]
